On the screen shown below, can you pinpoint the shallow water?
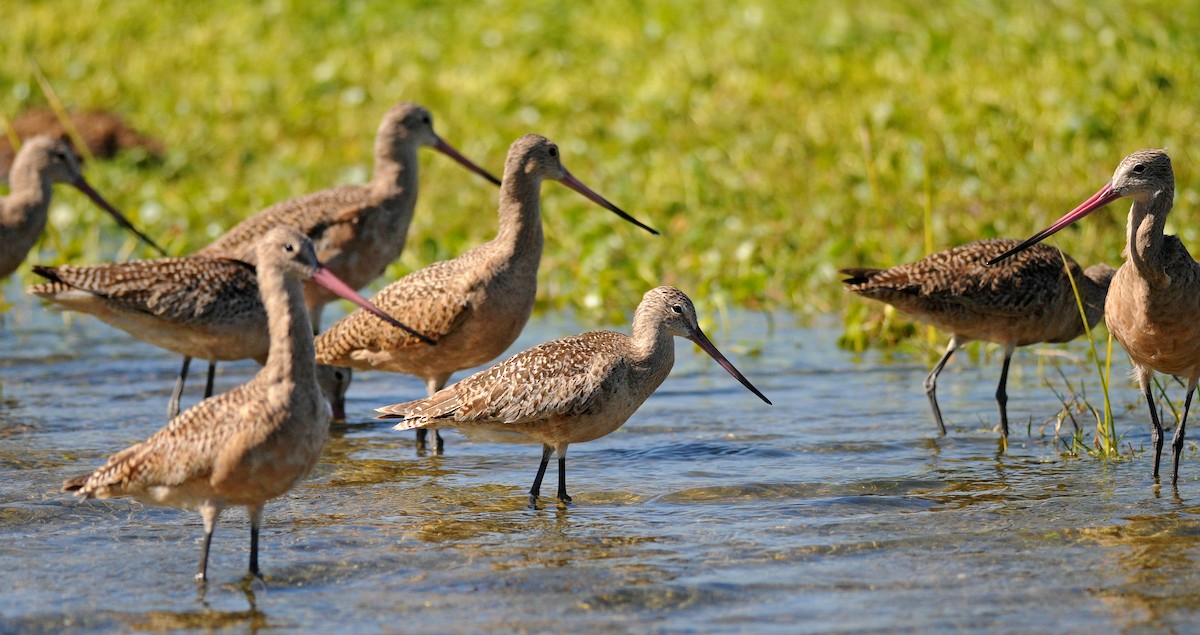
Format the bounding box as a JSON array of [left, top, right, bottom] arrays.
[[3, 281, 1200, 634]]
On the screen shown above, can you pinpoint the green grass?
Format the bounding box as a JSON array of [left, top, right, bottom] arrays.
[[4, 0, 1199, 325], [1061, 248, 1119, 457]]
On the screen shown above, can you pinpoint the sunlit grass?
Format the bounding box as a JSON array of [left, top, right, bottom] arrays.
[[3, 1, 1196, 328], [1058, 248, 1120, 458]]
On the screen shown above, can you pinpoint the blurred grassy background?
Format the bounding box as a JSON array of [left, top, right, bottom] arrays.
[[4, 0, 1198, 329]]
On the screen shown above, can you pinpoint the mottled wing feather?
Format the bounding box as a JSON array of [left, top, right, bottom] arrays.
[[385, 331, 629, 428], [196, 185, 372, 260], [30, 258, 263, 325], [843, 239, 1079, 317], [316, 258, 475, 362], [70, 384, 260, 498]]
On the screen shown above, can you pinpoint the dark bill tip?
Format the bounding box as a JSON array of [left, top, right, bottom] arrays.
[[433, 137, 502, 186], [689, 330, 772, 405], [559, 171, 659, 236], [71, 177, 169, 256]]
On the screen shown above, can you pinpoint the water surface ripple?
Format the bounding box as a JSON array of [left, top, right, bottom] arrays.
[[2, 284, 1197, 633]]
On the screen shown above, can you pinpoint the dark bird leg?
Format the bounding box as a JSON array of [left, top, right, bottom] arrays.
[[204, 361, 217, 398], [995, 344, 1015, 438], [169, 356, 192, 419], [418, 376, 449, 454], [196, 503, 223, 583], [1141, 373, 1164, 481], [924, 336, 960, 436], [415, 428, 444, 454], [1171, 378, 1198, 486], [556, 451, 571, 504], [529, 444, 554, 506], [248, 504, 264, 580]]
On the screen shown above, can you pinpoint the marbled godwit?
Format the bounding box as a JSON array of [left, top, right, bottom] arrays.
[[179, 103, 496, 413], [62, 226, 407, 582], [988, 149, 1198, 483], [1, 135, 165, 280], [317, 134, 658, 451], [842, 239, 1114, 437], [377, 286, 770, 505], [195, 102, 499, 324], [27, 256, 421, 418]]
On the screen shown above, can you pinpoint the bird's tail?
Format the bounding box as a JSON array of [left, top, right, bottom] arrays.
[[376, 403, 425, 430], [838, 268, 882, 286], [30, 265, 63, 283], [377, 411, 420, 429], [61, 473, 90, 494], [27, 265, 75, 298]]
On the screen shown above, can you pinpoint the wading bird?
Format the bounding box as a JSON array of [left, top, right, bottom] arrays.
[[63, 226, 411, 582], [377, 286, 771, 505], [167, 103, 499, 407], [317, 134, 657, 451], [27, 257, 375, 419], [988, 149, 1197, 483], [842, 238, 1113, 437]]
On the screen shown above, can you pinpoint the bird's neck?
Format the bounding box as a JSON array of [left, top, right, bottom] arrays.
[[493, 173, 545, 262], [630, 305, 676, 368], [371, 142, 420, 201], [1125, 188, 1174, 285], [1, 159, 52, 232], [258, 264, 317, 388], [1082, 277, 1108, 331], [363, 143, 421, 245]]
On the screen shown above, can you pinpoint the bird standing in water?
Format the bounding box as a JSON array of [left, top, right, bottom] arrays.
[[989, 149, 1199, 483], [378, 286, 771, 505], [63, 226, 411, 582], [842, 238, 1113, 437], [317, 134, 656, 451]]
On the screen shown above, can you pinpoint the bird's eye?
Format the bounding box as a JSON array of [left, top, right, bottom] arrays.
[[1132, 164, 1146, 174], [422, 115, 431, 125], [671, 304, 683, 314], [284, 243, 295, 253], [548, 146, 558, 157]]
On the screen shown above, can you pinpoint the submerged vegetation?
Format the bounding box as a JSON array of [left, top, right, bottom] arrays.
[[2, 1, 1197, 323]]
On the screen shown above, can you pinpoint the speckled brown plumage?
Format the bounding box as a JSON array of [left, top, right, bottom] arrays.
[[174, 103, 492, 415], [377, 286, 770, 505], [842, 238, 1114, 438], [31, 257, 263, 336], [1, 136, 164, 280], [317, 133, 656, 451], [843, 239, 1112, 346], [61, 227, 351, 582], [195, 102, 499, 326], [28, 256, 353, 419], [991, 149, 1200, 484]]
